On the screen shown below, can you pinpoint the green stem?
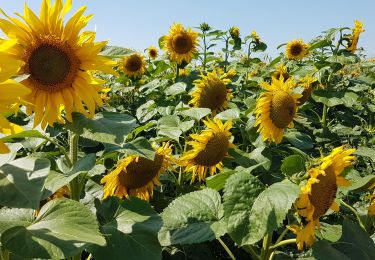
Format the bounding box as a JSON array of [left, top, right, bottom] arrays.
[[339, 199, 366, 230], [275, 228, 289, 244], [43, 135, 72, 167], [86, 253, 93, 260], [321, 103, 328, 128], [203, 34, 207, 70], [243, 245, 261, 260], [260, 233, 272, 260], [175, 64, 179, 81], [224, 37, 229, 72], [69, 131, 80, 201], [218, 237, 236, 260], [269, 239, 296, 250]]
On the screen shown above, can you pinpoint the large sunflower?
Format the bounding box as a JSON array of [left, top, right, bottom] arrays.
[[0, 40, 31, 153], [189, 71, 232, 115], [163, 23, 199, 64], [254, 76, 301, 144], [147, 46, 158, 60], [101, 143, 175, 201], [289, 146, 356, 250], [0, 0, 116, 128], [180, 118, 235, 182], [347, 20, 365, 53], [285, 39, 309, 60], [120, 53, 146, 78]]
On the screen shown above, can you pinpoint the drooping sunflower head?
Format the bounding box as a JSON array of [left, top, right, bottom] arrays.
[[290, 146, 356, 250], [189, 70, 232, 115], [273, 64, 289, 80], [229, 26, 240, 39], [120, 53, 146, 78], [0, 40, 31, 153], [147, 46, 158, 60], [0, 0, 116, 128], [285, 39, 309, 60], [251, 30, 261, 43], [297, 75, 318, 105], [254, 76, 301, 144], [180, 118, 235, 182], [347, 20, 365, 53], [163, 23, 199, 65], [101, 143, 175, 201]]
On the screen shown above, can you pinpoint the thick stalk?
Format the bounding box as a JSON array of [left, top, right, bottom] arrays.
[[175, 64, 179, 81], [339, 199, 366, 230], [69, 131, 80, 201], [321, 103, 328, 128], [260, 233, 272, 260], [203, 34, 207, 70], [224, 37, 229, 72], [269, 239, 296, 250], [218, 238, 236, 260], [243, 245, 261, 260]]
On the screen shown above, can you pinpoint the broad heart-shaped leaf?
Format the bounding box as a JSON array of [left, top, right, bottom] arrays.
[[215, 108, 240, 120], [245, 182, 299, 245], [0, 143, 22, 167], [165, 82, 187, 96], [157, 115, 194, 141], [312, 90, 359, 108], [158, 188, 226, 246], [179, 107, 211, 121], [89, 198, 162, 260], [100, 45, 133, 58], [1, 199, 106, 259], [41, 154, 96, 200], [284, 131, 313, 150], [313, 219, 375, 260], [0, 208, 34, 234], [223, 170, 264, 246], [67, 112, 138, 145], [280, 155, 305, 176], [355, 146, 375, 163], [106, 137, 156, 160], [0, 157, 50, 209]]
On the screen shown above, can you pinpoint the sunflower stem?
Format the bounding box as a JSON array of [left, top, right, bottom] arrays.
[[275, 228, 289, 244], [42, 135, 72, 167], [269, 239, 296, 250], [321, 103, 328, 128], [218, 237, 236, 260], [339, 199, 366, 230], [69, 131, 80, 201], [223, 37, 229, 72], [0, 249, 9, 260], [260, 233, 272, 260], [203, 33, 207, 70], [243, 245, 261, 260], [175, 64, 179, 81]]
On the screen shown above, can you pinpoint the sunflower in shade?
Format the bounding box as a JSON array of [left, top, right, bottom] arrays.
[[285, 39, 309, 60], [273, 64, 289, 80], [229, 26, 240, 39], [347, 20, 365, 53], [288, 146, 356, 250], [101, 143, 175, 201], [254, 76, 301, 144], [163, 23, 199, 65], [180, 118, 235, 182], [0, 0, 116, 128], [147, 46, 158, 60], [120, 53, 146, 78], [189, 70, 232, 115], [297, 75, 317, 105]]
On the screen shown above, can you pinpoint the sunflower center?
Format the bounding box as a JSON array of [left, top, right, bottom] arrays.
[[28, 44, 71, 86], [198, 79, 228, 110], [270, 90, 296, 128], [290, 43, 303, 56], [309, 167, 337, 220], [194, 132, 229, 166], [118, 155, 164, 189], [149, 50, 157, 57], [126, 55, 143, 72], [173, 33, 193, 54]]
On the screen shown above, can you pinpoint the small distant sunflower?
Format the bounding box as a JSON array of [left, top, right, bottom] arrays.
[[254, 76, 301, 144], [147, 46, 158, 60], [120, 53, 146, 78], [0, 40, 31, 153], [180, 118, 235, 182], [0, 0, 116, 128], [251, 30, 261, 43], [190, 71, 232, 115], [285, 39, 309, 60], [229, 26, 240, 39], [289, 146, 356, 250], [163, 23, 199, 64], [273, 64, 289, 80], [347, 20, 365, 53], [297, 75, 317, 105], [101, 143, 175, 201], [178, 68, 189, 77]]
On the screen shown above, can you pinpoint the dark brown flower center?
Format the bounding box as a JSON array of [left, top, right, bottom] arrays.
[[193, 132, 229, 166], [173, 33, 193, 54], [125, 55, 143, 72], [290, 43, 303, 56], [198, 79, 228, 111], [270, 90, 296, 128], [309, 166, 337, 220], [149, 49, 157, 58]]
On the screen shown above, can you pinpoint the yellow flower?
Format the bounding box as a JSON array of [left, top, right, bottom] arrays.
[[101, 143, 175, 201], [347, 20, 365, 53], [254, 76, 301, 144], [189, 71, 232, 115], [290, 146, 356, 250], [180, 118, 235, 182], [297, 75, 317, 105], [163, 23, 199, 65], [273, 64, 289, 80], [0, 0, 116, 128], [285, 39, 309, 60], [367, 194, 375, 216], [147, 46, 158, 60], [229, 26, 240, 39], [0, 40, 31, 153], [251, 30, 261, 42], [120, 53, 146, 78], [179, 68, 189, 77]]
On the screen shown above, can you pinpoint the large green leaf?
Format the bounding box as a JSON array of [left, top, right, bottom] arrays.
[[67, 112, 138, 145], [157, 115, 194, 141], [215, 108, 240, 120], [89, 198, 162, 260], [0, 208, 34, 234], [100, 45, 133, 58], [355, 146, 375, 163], [284, 131, 313, 150], [158, 188, 226, 246], [0, 130, 44, 143], [179, 108, 211, 121], [0, 157, 50, 209], [312, 90, 359, 108], [280, 155, 305, 176], [165, 82, 187, 96], [1, 199, 106, 259], [0, 143, 22, 167], [118, 137, 156, 160], [223, 170, 264, 246]]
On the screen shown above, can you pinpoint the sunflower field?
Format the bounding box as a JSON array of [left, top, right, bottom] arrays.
[[0, 1, 375, 260]]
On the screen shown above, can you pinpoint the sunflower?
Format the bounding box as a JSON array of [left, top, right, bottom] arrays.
[[251, 30, 261, 43], [180, 118, 235, 182], [254, 76, 301, 144], [163, 23, 199, 65], [289, 146, 356, 250], [347, 20, 365, 53], [297, 75, 317, 105], [0, 40, 31, 153], [273, 64, 289, 80], [229, 26, 240, 39], [120, 53, 146, 78], [178, 68, 189, 77], [101, 143, 175, 201], [0, 0, 116, 129], [147, 46, 158, 60], [285, 39, 309, 60]]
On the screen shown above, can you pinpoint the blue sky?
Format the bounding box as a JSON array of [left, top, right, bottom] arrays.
[[1, 0, 374, 57]]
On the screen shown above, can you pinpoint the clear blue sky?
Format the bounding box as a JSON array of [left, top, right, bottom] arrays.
[[1, 0, 374, 57]]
